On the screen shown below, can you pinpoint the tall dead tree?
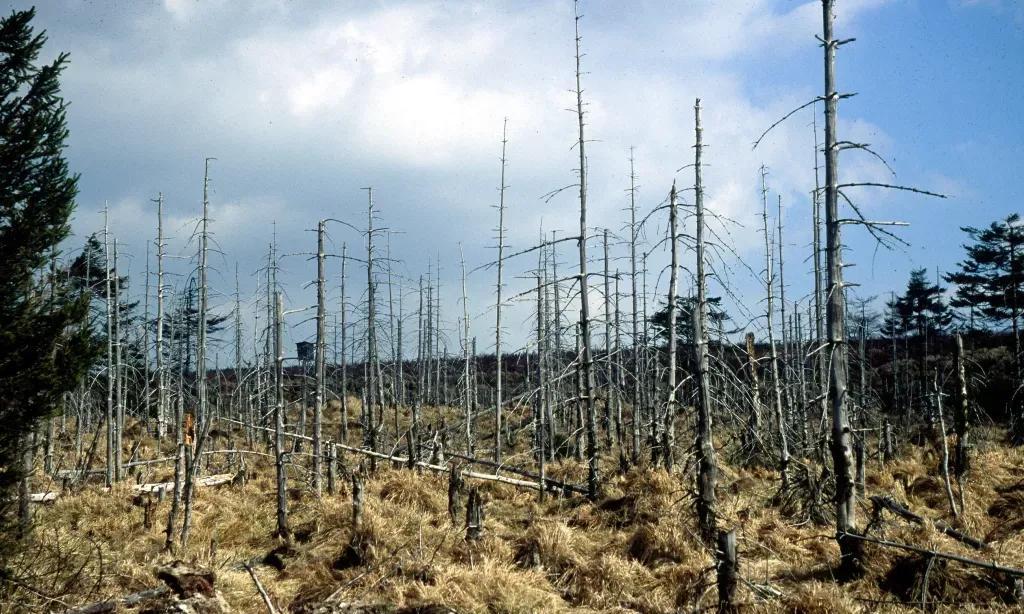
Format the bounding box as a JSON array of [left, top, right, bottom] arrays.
[[821, 0, 859, 576], [574, 0, 599, 500], [340, 243, 348, 443], [760, 167, 789, 487], [155, 193, 167, 441], [314, 220, 327, 495], [693, 99, 717, 544], [663, 182, 680, 470], [628, 151, 642, 464], [364, 188, 382, 456], [274, 291, 292, 544], [494, 119, 508, 463], [181, 157, 214, 548], [104, 205, 114, 487], [460, 245, 473, 453]]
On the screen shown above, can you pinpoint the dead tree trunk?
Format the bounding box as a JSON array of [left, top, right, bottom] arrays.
[[494, 119, 508, 463], [461, 246, 473, 453], [629, 151, 642, 465], [314, 221, 326, 495], [104, 205, 114, 487], [716, 530, 739, 614], [155, 193, 167, 442], [340, 244, 348, 444], [761, 168, 790, 487], [274, 291, 292, 545], [693, 99, 718, 544], [573, 0, 599, 500], [953, 333, 969, 508], [663, 183, 680, 470], [181, 157, 214, 549], [822, 0, 861, 577]]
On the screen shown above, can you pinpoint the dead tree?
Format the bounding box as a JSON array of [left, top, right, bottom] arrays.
[[821, 1, 859, 576], [313, 220, 327, 495], [104, 205, 114, 487], [461, 245, 473, 453], [494, 118, 509, 463], [181, 157, 215, 549], [273, 291, 292, 545], [933, 374, 959, 519], [743, 332, 763, 462], [760, 167, 790, 487], [628, 151, 642, 464], [716, 530, 739, 614], [954, 333, 969, 509], [693, 99, 718, 544], [573, 0, 599, 500], [340, 243, 348, 443], [662, 182, 680, 470]]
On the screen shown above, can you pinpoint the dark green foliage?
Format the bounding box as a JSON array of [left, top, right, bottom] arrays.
[[945, 215, 1024, 329], [882, 268, 951, 340], [649, 295, 729, 348], [0, 8, 93, 542]]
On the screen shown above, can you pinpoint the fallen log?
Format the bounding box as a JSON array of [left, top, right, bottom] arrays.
[[842, 532, 1024, 577], [869, 495, 987, 550], [219, 416, 585, 495], [27, 473, 235, 504]]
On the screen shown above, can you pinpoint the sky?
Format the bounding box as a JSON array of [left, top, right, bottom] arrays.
[[8, 0, 1024, 358]]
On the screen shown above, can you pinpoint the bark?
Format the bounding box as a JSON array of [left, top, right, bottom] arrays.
[[693, 99, 718, 544], [573, 0, 599, 500], [273, 291, 292, 545], [822, 0, 861, 577]]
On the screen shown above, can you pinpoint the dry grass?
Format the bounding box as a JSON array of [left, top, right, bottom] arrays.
[[6, 422, 1024, 613]]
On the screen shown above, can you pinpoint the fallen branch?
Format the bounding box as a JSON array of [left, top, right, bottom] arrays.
[[842, 532, 1024, 576], [869, 495, 987, 550], [244, 564, 278, 614]]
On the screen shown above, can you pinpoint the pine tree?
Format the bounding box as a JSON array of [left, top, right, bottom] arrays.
[[883, 268, 951, 340], [0, 8, 92, 544]]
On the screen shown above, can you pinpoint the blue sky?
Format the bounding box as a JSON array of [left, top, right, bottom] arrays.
[[7, 0, 1023, 354]]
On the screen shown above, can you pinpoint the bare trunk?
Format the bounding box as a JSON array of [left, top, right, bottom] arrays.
[[573, 1, 599, 499], [822, 0, 860, 576], [693, 99, 718, 544]]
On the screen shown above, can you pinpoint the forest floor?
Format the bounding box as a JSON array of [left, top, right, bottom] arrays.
[[7, 408, 1024, 613]]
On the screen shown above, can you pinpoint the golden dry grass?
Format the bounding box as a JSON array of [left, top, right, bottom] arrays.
[[6, 420, 1024, 613]]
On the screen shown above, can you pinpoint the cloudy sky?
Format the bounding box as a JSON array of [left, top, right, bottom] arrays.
[[10, 0, 1024, 356]]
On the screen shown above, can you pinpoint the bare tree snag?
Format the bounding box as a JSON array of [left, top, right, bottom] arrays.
[[693, 99, 718, 545], [274, 291, 292, 546], [821, 0, 861, 577], [494, 119, 508, 464], [573, 0, 599, 500], [716, 529, 739, 614]]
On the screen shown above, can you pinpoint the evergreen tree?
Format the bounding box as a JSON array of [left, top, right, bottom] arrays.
[[945, 215, 1024, 338], [883, 268, 951, 340], [0, 8, 93, 542], [946, 214, 1024, 441]]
